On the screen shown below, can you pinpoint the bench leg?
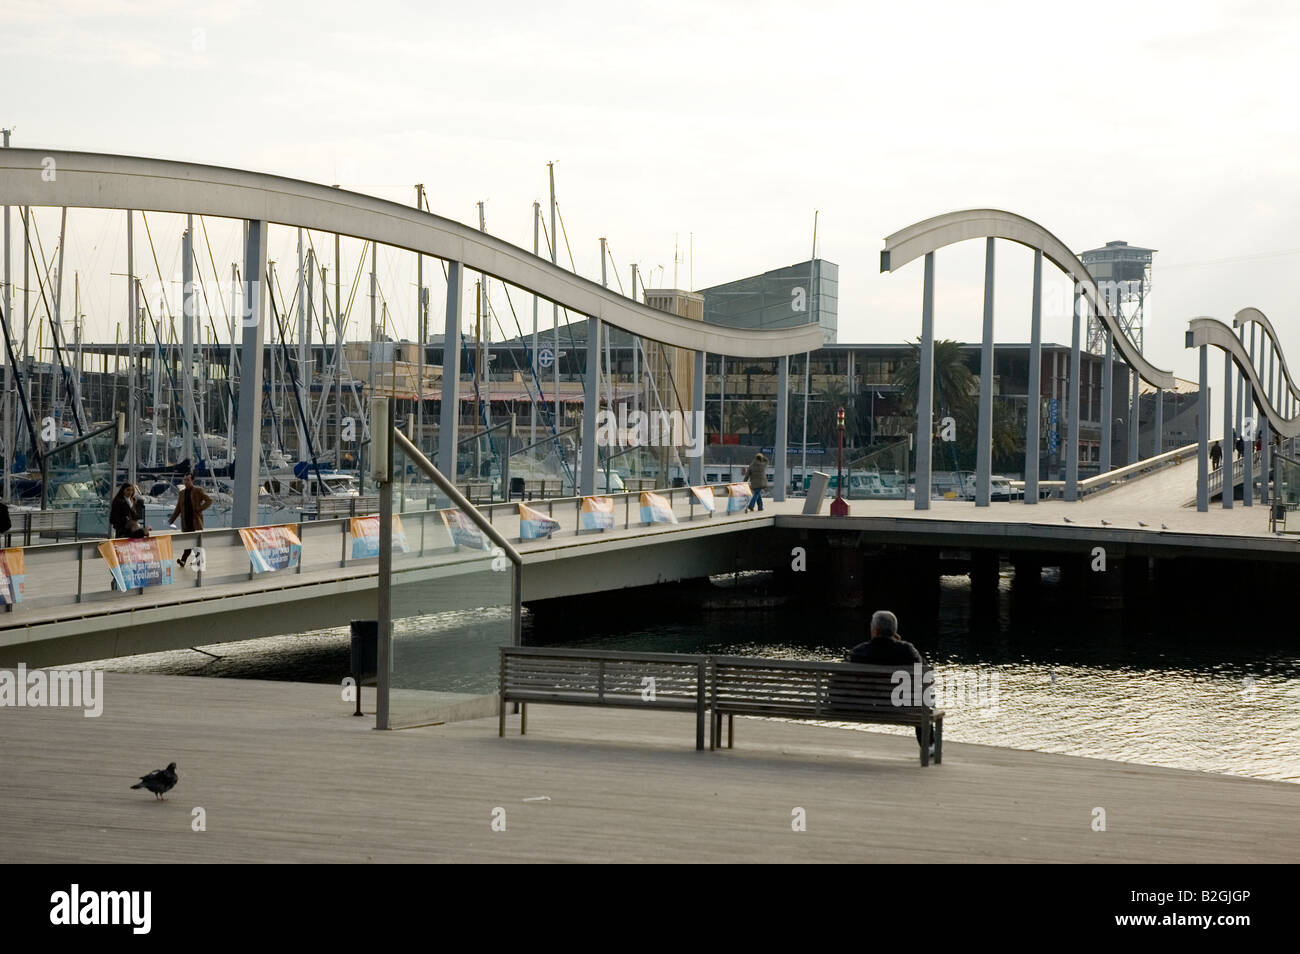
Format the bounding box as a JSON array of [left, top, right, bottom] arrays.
[[919, 718, 932, 767], [521, 703, 527, 736], [933, 715, 943, 765], [710, 712, 717, 751], [728, 714, 734, 749], [499, 696, 506, 738]]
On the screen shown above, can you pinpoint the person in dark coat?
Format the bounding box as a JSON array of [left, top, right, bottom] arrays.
[[109, 483, 149, 539], [1210, 441, 1222, 470], [744, 453, 769, 512], [170, 474, 212, 568], [847, 610, 933, 754]]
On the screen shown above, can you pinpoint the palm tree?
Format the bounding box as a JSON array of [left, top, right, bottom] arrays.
[[892, 339, 1021, 471], [732, 402, 774, 445], [892, 339, 977, 421]]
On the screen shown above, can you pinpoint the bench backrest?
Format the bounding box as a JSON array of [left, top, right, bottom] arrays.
[[712, 656, 934, 717], [501, 647, 706, 706], [27, 511, 79, 530]]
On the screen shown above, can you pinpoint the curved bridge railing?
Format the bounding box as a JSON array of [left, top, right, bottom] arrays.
[[879, 209, 1175, 511], [0, 148, 821, 514], [1186, 312, 1300, 512]]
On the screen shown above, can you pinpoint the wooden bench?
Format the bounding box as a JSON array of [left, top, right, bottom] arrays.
[[300, 495, 380, 520], [499, 646, 709, 750], [710, 656, 945, 766], [21, 510, 81, 545]]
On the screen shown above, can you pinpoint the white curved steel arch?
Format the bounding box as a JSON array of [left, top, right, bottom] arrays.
[[0, 149, 822, 359], [1232, 307, 1299, 405], [1187, 316, 1300, 438], [880, 209, 1176, 389]]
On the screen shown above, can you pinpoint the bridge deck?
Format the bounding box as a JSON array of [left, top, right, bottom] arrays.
[[3, 479, 1293, 669], [1, 672, 1294, 863]]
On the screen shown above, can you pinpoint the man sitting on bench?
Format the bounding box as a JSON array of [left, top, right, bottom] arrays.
[[848, 610, 935, 758]]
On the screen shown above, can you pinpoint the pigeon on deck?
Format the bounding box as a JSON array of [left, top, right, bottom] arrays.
[[131, 762, 179, 800]]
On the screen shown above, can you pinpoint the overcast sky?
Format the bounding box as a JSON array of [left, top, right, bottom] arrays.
[[4, 0, 1300, 382]]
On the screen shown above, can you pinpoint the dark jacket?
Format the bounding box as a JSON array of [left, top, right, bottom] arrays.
[[170, 485, 213, 532], [849, 635, 924, 666], [746, 455, 769, 490], [110, 496, 135, 537]]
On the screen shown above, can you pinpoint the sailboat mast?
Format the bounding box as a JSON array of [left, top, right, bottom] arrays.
[[340, 231, 345, 470], [182, 216, 195, 465], [126, 210, 137, 488], [1, 126, 10, 500], [548, 162, 559, 446], [531, 201, 539, 447]]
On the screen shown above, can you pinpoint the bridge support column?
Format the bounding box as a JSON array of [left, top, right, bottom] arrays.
[[1197, 343, 1209, 512], [1024, 251, 1042, 503], [231, 218, 268, 529], [774, 355, 789, 502], [437, 261, 463, 480], [1100, 328, 1113, 475], [1244, 323, 1255, 506], [1222, 356, 1232, 509], [975, 238, 994, 507], [1065, 286, 1082, 501], [914, 252, 935, 511], [690, 347, 705, 486], [1261, 417, 1271, 505], [1153, 387, 1163, 458], [580, 317, 600, 496], [1128, 368, 1140, 465]]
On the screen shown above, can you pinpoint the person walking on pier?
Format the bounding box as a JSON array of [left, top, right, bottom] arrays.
[[170, 474, 212, 569], [110, 483, 150, 539], [745, 453, 769, 512], [1210, 440, 1223, 471]]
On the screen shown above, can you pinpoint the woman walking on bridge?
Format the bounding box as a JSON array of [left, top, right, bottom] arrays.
[[745, 453, 769, 512]]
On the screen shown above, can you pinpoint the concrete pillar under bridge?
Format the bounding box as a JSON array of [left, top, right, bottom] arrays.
[[1120, 555, 1152, 621], [969, 549, 1001, 614]]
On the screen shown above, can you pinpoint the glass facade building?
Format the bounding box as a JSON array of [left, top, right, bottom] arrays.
[[699, 259, 837, 344]]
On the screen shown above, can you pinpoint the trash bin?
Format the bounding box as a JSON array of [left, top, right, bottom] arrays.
[[509, 476, 526, 500], [671, 477, 686, 488], [349, 620, 378, 716]]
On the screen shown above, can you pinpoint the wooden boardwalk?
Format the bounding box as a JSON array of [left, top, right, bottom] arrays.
[[2, 673, 1296, 863]]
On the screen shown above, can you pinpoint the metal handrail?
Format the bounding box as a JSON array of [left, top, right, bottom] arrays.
[[393, 430, 521, 567], [1013, 443, 1199, 496]]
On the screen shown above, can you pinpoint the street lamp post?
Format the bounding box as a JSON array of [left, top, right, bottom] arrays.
[[832, 406, 850, 516]]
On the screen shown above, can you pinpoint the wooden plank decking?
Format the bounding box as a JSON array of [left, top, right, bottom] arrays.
[[2, 673, 1297, 863]]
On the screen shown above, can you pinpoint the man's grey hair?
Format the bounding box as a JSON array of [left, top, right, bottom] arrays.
[[870, 610, 898, 638]]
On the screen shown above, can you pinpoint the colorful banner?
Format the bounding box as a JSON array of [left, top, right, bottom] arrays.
[[98, 537, 175, 590], [640, 491, 678, 525], [441, 510, 491, 550], [518, 503, 561, 540], [239, 524, 303, 573], [0, 548, 25, 605], [690, 486, 716, 513], [349, 516, 410, 559], [727, 482, 753, 514], [580, 495, 615, 531]]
